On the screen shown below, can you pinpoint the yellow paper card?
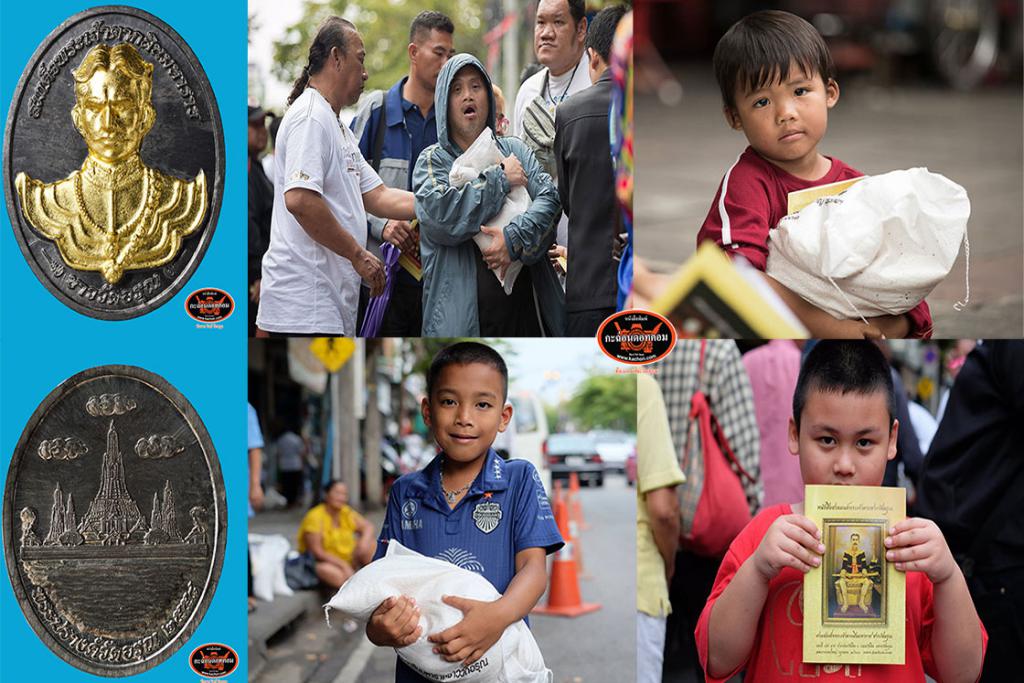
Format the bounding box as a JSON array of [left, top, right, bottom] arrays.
[[648, 242, 807, 339], [786, 177, 864, 215], [802, 485, 906, 665]]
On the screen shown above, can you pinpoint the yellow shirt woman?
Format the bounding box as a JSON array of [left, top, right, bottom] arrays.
[[297, 503, 365, 563]]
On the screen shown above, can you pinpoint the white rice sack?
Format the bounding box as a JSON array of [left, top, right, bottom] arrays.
[[766, 168, 970, 318], [247, 533, 295, 602], [324, 541, 551, 683], [450, 127, 529, 295]]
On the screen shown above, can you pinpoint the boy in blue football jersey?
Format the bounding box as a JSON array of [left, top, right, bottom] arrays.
[[367, 341, 563, 681]]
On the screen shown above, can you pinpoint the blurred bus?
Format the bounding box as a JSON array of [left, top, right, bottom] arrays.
[[496, 389, 552, 494]]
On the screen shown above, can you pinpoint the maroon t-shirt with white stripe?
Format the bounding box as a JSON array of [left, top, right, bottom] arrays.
[[696, 146, 932, 338]]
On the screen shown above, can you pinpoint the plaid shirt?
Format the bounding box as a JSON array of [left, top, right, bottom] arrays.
[[654, 340, 762, 535]]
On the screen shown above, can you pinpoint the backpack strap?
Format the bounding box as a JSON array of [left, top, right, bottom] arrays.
[[698, 340, 755, 485], [370, 95, 387, 174], [708, 409, 757, 485]]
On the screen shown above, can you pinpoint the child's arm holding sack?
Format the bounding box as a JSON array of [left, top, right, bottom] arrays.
[[366, 596, 423, 647], [885, 518, 985, 683], [761, 275, 886, 338], [427, 546, 548, 667]]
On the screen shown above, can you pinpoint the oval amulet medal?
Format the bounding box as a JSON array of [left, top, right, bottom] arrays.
[[3, 7, 224, 319], [3, 365, 226, 676]]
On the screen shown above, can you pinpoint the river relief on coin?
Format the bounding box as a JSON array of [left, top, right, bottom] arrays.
[[4, 367, 225, 675], [4, 8, 224, 319]]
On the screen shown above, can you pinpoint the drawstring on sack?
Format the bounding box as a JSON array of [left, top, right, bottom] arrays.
[[827, 276, 871, 328], [828, 223, 971, 324], [954, 228, 970, 311]]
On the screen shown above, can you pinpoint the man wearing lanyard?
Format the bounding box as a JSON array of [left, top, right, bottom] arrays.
[[513, 0, 591, 251], [351, 12, 455, 336]]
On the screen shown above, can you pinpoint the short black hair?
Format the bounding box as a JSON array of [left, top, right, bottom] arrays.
[[792, 341, 896, 432], [426, 341, 509, 401], [585, 5, 628, 63], [323, 479, 345, 494], [410, 10, 454, 44], [568, 0, 586, 24], [713, 10, 835, 110]]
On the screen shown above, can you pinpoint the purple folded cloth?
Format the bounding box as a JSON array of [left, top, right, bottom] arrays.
[[359, 242, 401, 337]]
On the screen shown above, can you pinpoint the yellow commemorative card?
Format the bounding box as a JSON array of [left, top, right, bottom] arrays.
[[786, 177, 864, 215], [803, 485, 906, 665]]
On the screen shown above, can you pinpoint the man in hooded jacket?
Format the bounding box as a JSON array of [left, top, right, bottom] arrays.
[[413, 54, 564, 337]]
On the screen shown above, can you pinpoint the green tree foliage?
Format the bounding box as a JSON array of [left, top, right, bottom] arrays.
[[566, 374, 636, 431], [273, 1, 486, 95], [544, 402, 562, 433]]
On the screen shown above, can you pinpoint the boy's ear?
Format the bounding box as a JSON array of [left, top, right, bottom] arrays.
[[420, 396, 432, 429], [886, 419, 899, 462], [723, 106, 743, 131], [787, 417, 800, 456], [497, 402, 513, 433], [825, 78, 840, 109]]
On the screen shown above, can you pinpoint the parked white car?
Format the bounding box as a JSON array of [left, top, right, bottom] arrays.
[[590, 430, 636, 474]]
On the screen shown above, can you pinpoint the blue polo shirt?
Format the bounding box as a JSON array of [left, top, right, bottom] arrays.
[[376, 449, 563, 683], [353, 77, 438, 290]]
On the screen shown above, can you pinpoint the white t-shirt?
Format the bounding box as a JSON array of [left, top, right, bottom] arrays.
[[512, 50, 591, 246], [512, 50, 591, 139], [257, 88, 382, 335]]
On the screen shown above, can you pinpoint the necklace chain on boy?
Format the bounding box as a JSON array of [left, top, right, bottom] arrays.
[[440, 467, 471, 505]]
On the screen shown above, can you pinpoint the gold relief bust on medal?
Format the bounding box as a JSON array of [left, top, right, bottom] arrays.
[[14, 43, 207, 284]]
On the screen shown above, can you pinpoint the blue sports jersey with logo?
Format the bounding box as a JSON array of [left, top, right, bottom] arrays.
[[374, 449, 563, 683]]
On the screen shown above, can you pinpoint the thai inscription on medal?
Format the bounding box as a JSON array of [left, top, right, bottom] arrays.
[[4, 8, 224, 319], [3, 366, 226, 676]]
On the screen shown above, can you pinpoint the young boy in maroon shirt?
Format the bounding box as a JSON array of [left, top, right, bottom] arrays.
[[696, 11, 933, 339], [697, 342, 985, 682]]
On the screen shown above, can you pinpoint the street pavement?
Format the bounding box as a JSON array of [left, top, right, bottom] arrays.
[[531, 474, 636, 683], [249, 504, 386, 683], [636, 63, 1024, 337], [262, 473, 638, 683]]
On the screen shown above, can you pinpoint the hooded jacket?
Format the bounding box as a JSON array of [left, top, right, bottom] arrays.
[[413, 53, 564, 336]]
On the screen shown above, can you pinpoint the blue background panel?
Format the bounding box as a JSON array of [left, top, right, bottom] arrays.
[[1, 1, 248, 680]]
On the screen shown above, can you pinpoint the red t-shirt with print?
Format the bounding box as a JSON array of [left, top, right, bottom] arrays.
[[694, 503, 987, 682], [696, 147, 933, 338]]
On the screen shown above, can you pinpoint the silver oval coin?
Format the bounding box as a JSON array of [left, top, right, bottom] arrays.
[[3, 7, 224, 319], [3, 365, 226, 676]]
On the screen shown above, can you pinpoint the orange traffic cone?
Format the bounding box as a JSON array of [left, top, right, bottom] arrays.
[[568, 472, 590, 531], [532, 486, 601, 618], [565, 479, 588, 578]]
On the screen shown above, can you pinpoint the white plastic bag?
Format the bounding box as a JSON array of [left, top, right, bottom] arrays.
[[766, 168, 970, 319], [450, 127, 530, 295], [247, 533, 296, 602], [324, 541, 551, 683]]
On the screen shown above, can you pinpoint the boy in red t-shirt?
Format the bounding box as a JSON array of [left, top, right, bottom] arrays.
[[696, 341, 985, 682], [696, 11, 932, 339]]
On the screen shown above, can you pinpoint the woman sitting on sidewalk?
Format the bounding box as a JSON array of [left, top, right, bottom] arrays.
[[297, 481, 376, 588]]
